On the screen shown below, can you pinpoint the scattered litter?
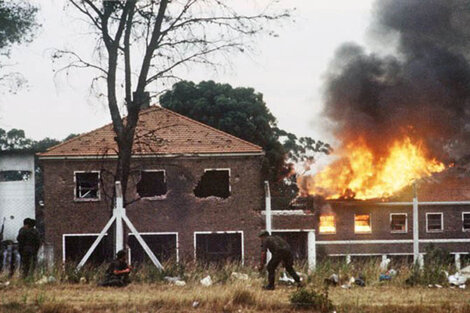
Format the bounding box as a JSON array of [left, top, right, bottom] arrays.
[[79, 277, 87, 284], [379, 274, 391, 281], [435, 284, 443, 288], [35, 276, 56, 285], [200, 275, 213, 287], [459, 284, 466, 289], [388, 269, 397, 277], [279, 272, 295, 284], [231, 272, 249, 280], [340, 284, 351, 289], [0, 281, 10, 289], [380, 258, 391, 270], [448, 273, 467, 286], [192, 301, 200, 308], [325, 274, 339, 286], [164, 276, 186, 286], [354, 278, 366, 287]]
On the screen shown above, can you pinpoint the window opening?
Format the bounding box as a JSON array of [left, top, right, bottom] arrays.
[[0, 170, 32, 182], [319, 214, 336, 234], [137, 170, 167, 198], [390, 213, 407, 233], [195, 233, 241, 263], [194, 169, 230, 198], [75, 172, 99, 199], [354, 214, 371, 233], [427, 213, 443, 232], [463, 213, 470, 231]]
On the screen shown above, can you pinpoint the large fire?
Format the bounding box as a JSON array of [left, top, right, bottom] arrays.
[[304, 136, 445, 200]]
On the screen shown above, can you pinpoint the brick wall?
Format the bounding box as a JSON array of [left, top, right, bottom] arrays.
[[40, 155, 265, 264]]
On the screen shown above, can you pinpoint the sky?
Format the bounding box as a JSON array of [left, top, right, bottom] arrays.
[[0, 0, 374, 146]]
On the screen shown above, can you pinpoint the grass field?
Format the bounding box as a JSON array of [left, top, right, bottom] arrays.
[[2, 275, 470, 313], [1, 257, 469, 313]]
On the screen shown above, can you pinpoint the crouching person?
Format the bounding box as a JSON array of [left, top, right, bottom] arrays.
[[99, 250, 131, 287]]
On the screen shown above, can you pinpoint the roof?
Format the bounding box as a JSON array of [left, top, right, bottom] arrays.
[[38, 106, 263, 158]]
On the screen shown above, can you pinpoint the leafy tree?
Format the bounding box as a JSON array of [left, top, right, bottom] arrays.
[[0, 0, 40, 92], [56, 0, 290, 202], [160, 80, 332, 193]]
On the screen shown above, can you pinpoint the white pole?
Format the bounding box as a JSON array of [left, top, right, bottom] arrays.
[[77, 215, 116, 269], [123, 214, 163, 269], [264, 181, 272, 263], [413, 182, 420, 265], [115, 182, 124, 253], [307, 231, 316, 273]]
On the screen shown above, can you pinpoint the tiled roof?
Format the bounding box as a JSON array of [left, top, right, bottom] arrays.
[[39, 106, 263, 157], [388, 167, 470, 202]]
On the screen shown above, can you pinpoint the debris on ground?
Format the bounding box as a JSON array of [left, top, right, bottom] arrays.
[[0, 281, 10, 289], [231, 272, 249, 280], [164, 276, 186, 286], [279, 272, 295, 284], [354, 276, 366, 287], [325, 274, 339, 286], [380, 257, 391, 270], [379, 269, 397, 282], [36, 275, 56, 285], [448, 273, 467, 286], [79, 277, 87, 284], [192, 301, 200, 308], [200, 275, 213, 287]]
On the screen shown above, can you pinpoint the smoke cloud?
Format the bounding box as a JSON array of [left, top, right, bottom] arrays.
[[323, 0, 470, 161]]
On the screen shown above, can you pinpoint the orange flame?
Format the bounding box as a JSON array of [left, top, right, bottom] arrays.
[[306, 137, 445, 200], [319, 215, 336, 234]]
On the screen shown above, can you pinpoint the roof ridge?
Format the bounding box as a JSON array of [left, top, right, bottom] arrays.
[[157, 106, 263, 151]]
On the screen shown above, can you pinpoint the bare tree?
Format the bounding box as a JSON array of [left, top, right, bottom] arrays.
[[55, 0, 289, 202]]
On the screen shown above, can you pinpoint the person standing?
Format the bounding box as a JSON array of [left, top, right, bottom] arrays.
[[258, 230, 302, 290], [17, 218, 41, 278]]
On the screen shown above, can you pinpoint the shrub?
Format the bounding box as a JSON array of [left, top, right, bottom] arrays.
[[289, 287, 335, 312]]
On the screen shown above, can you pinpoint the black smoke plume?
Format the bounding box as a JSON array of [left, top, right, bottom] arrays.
[[323, 0, 470, 161]]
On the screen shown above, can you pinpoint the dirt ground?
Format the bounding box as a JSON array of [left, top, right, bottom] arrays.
[[1, 283, 470, 313]]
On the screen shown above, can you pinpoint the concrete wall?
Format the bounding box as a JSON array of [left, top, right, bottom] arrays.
[[0, 153, 35, 241], [40, 155, 264, 264]]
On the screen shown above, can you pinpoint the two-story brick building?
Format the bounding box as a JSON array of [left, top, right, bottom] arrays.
[[38, 106, 265, 265]]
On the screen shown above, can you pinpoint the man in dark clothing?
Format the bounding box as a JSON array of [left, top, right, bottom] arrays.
[[99, 250, 131, 287], [17, 218, 41, 278], [258, 230, 302, 290]]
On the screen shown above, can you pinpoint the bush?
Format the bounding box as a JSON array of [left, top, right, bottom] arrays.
[[289, 287, 335, 312]]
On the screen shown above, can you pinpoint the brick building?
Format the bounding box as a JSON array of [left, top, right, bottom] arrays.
[[268, 168, 470, 268], [38, 106, 265, 265]]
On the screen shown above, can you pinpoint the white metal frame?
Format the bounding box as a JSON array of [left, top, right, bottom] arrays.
[[354, 213, 372, 234], [426, 212, 444, 233], [390, 213, 408, 233], [318, 214, 336, 235], [128, 231, 179, 263], [62, 233, 106, 263], [203, 168, 231, 193], [73, 170, 101, 201], [462, 212, 470, 232], [193, 230, 244, 265], [137, 169, 167, 199]]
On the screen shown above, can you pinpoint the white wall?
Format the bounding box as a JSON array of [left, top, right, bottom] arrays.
[[0, 153, 35, 241]]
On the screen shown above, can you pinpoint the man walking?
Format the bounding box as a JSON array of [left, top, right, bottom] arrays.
[[258, 230, 302, 290], [17, 218, 41, 278]]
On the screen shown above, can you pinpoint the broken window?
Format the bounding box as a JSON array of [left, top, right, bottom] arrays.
[[128, 234, 177, 264], [194, 169, 230, 198], [272, 232, 307, 259], [354, 214, 371, 233], [195, 233, 241, 263], [463, 213, 470, 231], [64, 235, 111, 264], [75, 172, 100, 200], [136, 170, 167, 198], [390, 213, 407, 233], [426, 213, 443, 232], [0, 170, 32, 182], [319, 214, 336, 234]]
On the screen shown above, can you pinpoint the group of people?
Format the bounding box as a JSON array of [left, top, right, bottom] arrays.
[[0, 218, 41, 278], [101, 230, 302, 290], [3, 220, 301, 290]]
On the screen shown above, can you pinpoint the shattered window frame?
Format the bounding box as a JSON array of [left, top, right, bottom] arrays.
[[319, 214, 336, 234], [426, 212, 443, 233], [463, 212, 470, 232], [390, 213, 407, 233], [193, 168, 231, 199], [354, 213, 372, 234], [74, 171, 100, 201], [194, 231, 243, 264], [136, 169, 168, 199]]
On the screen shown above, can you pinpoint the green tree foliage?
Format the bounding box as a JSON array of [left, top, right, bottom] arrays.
[[0, 0, 40, 91], [160, 81, 332, 188], [0, 127, 73, 152]]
